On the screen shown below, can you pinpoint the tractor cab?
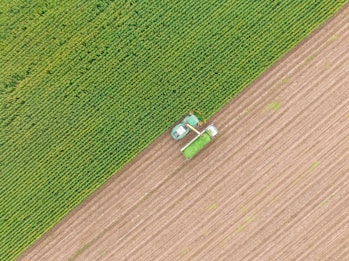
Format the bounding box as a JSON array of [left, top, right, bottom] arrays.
[[171, 124, 189, 140], [171, 113, 200, 140]]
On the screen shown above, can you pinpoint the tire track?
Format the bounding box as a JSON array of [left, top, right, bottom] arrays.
[[239, 170, 348, 261], [285, 200, 349, 260]]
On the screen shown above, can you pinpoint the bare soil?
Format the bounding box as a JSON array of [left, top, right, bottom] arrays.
[[19, 5, 349, 261]]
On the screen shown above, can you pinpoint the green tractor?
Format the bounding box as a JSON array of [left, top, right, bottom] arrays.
[[171, 111, 201, 140]]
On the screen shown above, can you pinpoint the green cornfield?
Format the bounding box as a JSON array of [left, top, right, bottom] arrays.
[[1, 0, 347, 259]]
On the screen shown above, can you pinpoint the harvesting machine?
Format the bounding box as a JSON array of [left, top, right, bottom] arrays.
[[171, 112, 200, 140], [171, 111, 218, 159]]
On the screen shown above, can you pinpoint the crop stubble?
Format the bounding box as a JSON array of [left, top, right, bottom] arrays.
[[18, 4, 349, 261]]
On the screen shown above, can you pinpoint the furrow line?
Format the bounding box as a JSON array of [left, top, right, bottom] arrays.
[[289, 212, 349, 261], [236, 168, 349, 261], [188, 136, 348, 261], [322, 235, 349, 261], [273, 182, 349, 260], [245, 199, 348, 261], [290, 202, 349, 261], [121, 77, 346, 258]]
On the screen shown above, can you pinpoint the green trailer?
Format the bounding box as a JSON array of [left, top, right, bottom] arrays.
[[181, 124, 219, 159]]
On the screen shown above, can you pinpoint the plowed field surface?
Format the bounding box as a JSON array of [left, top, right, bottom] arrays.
[[19, 5, 349, 261]]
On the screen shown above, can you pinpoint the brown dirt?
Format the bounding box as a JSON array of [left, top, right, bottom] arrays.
[[19, 5, 349, 261]]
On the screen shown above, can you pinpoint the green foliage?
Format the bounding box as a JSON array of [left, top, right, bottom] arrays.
[[0, 0, 347, 259], [182, 132, 212, 159]]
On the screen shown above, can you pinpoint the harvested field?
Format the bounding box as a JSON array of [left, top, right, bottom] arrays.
[[20, 4, 349, 261]]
